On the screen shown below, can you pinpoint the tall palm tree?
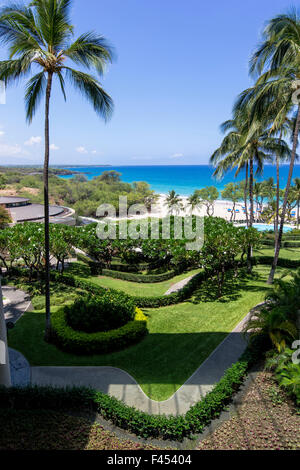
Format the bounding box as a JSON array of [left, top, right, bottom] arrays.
[[187, 191, 201, 214], [0, 0, 114, 338], [249, 9, 300, 283], [293, 178, 300, 228], [164, 190, 183, 215]]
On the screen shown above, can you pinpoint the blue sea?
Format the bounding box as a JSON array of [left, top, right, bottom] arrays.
[[59, 164, 300, 197]]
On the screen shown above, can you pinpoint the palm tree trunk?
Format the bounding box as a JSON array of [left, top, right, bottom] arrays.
[[249, 157, 254, 227], [274, 154, 280, 253], [268, 105, 300, 284], [244, 162, 249, 227], [44, 71, 53, 340], [297, 199, 299, 229], [247, 157, 254, 272]]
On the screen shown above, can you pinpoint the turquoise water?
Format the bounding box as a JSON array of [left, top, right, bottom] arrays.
[[236, 223, 293, 233], [253, 224, 293, 233], [58, 164, 300, 196]]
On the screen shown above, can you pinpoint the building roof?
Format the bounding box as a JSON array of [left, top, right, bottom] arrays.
[[9, 204, 65, 222], [0, 196, 30, 205]]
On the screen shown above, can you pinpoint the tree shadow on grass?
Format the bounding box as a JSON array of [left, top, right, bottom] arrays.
[[189, 269, 270, 304]]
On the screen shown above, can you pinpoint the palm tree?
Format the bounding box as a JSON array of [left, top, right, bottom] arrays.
[[187, 191, 201, 214], [293, 178, 300, 228], [249, 9, 300, 283], [164, 190, 183, 215], [211, 112, 289, 269], [0, 0, 114, 338]]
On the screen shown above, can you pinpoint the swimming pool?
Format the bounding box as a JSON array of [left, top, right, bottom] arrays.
[[236, 223, 294, 233]]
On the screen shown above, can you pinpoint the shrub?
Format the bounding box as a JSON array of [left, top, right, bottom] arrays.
[[51, 307, 148, 355], [0, 341, 262, 441], [65, 292, 135, 333], [101, 268, 176, 283]]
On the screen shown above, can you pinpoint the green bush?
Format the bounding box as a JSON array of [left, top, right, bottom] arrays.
[[101, 268, 176, 283], [0, 342, 262, 441], [51, 307, 148, 355], [65, 292, 135, 333], [50, 269, 206, 308], [252, 256, 300, 269]]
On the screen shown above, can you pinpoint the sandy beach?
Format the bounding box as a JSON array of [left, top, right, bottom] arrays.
[[146, 194, 248, 222]]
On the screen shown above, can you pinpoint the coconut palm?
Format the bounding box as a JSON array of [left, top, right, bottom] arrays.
[[249, 9, 300, 283], [0, 0, 114, 338], [164, 190, 183, 215], [211, 112, 290, 270], [293, 178, 300, 228], [187, 191, 201, 214]]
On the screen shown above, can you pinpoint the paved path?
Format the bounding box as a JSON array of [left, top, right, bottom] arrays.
[[3, 286, 33, 325], [30, 304, 263, 416], [164, 273, 198, 295]]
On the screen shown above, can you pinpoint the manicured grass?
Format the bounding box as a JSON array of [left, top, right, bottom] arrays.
[[8, 265, 293, 401], [253, 246, 300, 260], [68, 262, 201, 297]]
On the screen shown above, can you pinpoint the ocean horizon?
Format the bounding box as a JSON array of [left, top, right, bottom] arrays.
[[59, 164, 300, 197]]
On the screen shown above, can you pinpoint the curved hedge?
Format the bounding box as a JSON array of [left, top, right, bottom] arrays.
[[65, 292, 135, 333], [252, 256, 300, 269], [0, 340, 263, 441], [50, 269, 205, 309], [101, 268, 176, 283], [51, 307, 148, 355]]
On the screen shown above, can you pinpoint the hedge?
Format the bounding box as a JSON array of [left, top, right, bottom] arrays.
[[0, 339, 263, 441], [50, 307, 148, 355], [252, 256, 300, 269], [49, 269, 206, 308], [77, 252, 165, 275], [261, 239, 300, 248], [101, 268, 176, 283]]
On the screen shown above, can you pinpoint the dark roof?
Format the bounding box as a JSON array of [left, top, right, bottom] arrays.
[[9, 204, 65, 222], [0, 196, 30, 204]]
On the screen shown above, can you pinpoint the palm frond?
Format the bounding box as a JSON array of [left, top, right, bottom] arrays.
[[25, 71, 46, 122], [64, 32, 114, 75], [64, 67, 113, 121]]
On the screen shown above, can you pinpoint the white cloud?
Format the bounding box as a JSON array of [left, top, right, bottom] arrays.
[[91, 150, 97, 154], [170, 153, 184, 159], [0, 143, 24, 156], [50, 144, 59, 151], [24, 136, 42, 146], [0, 131, 5, 137], [76, 146, 88, 154]]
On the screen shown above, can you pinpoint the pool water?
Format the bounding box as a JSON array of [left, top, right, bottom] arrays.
[[236, 223, 293, 233]]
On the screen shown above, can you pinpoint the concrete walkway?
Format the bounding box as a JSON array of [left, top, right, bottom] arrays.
[[3, 286, 33, 325], [164, 273, 198, 295], [30, 304, 263, 416]]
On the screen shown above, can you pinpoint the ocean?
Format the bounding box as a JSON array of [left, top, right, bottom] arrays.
[[59, 164, 300, 196]]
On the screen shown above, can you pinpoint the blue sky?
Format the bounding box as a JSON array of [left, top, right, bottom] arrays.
[[0, 0, 295, 166]]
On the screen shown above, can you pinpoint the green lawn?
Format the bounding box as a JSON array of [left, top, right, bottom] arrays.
[[68, 262, 201, 297], [253, 247, 300, 260], [8, 265, 293, 401]]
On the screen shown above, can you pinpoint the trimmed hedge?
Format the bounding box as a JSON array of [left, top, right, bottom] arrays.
[[101, 268, 176, 283], [261, 239, 300, 248], [65, 292, 135, 333], [0, 340, 262, 441], [252, 256, 300, 269], [51, 307, 148, 355], [77, 252, 164, 275], [50, 269, 206, 308]]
